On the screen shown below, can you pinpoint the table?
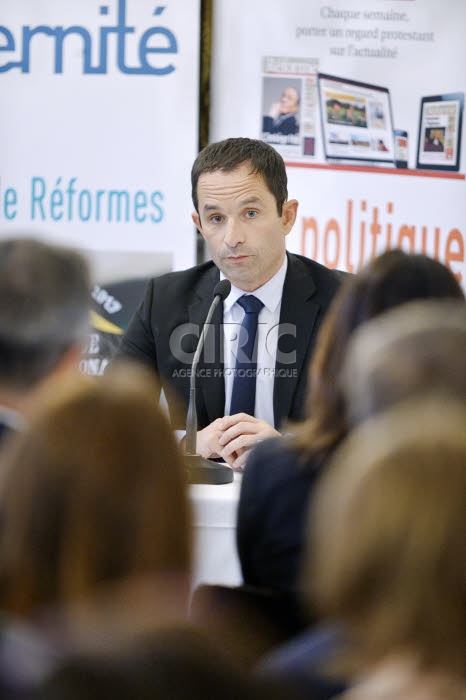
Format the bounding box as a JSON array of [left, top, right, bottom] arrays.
[[190, 472, 243, 590]]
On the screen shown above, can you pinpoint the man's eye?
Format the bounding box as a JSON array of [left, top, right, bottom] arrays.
[[245, 210, 257, 218], [210, 215, 223, 223]]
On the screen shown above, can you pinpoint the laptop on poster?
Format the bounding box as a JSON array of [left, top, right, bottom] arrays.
[[318, 72, 396, 167]]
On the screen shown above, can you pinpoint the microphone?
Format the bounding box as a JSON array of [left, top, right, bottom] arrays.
[[185, 279, 233, 484]]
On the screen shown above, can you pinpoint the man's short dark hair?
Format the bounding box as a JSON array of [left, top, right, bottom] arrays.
[[0, 237, 91, 389], [191, 137, 288, 217]]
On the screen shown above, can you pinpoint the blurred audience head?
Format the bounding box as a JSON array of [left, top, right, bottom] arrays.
[[0, 236, 90, 403], [307, 396, 466, 679], [343, 298, 466, 426], [37, 625, 278, 700], [292, 249, 464, 463], [0, 362, 191, 632]]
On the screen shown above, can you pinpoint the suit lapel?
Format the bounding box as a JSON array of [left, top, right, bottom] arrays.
[[187, 267, 225, 425], [274, 254, 319, 427], [185, 255, 322, 429]]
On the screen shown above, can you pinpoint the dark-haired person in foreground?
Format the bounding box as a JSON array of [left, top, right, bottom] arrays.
[[252, 254, 465, 698], [0, 236, 91, 446], [238, 250, 464, 601], [117, 138, 344, 469]]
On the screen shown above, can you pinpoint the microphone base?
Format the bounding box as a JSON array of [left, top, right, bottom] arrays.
[[184, 455, 234, 485]]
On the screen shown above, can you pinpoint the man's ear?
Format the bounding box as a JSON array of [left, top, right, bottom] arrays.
[[192, 211, 202, 234], [282, 199, 299, 235]]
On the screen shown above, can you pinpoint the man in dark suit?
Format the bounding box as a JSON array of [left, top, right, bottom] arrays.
[[0, 237, 91, 446], [118, 138, 344, 470]]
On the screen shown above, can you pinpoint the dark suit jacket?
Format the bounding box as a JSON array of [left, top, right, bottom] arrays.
[[263, 113, 299, 136], [237, 437, 324, 595], [0, 415, 21, 447], [118, 253, 344, 430], [0, 422, 10, 445], [257, 624, 347, 700]]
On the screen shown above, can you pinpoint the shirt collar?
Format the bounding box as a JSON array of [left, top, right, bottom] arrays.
[[221, 254, 288, 314]]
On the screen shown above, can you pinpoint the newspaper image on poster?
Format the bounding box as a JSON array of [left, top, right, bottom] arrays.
[[260, 56, 319, 161], [416, 93, 464, 171]]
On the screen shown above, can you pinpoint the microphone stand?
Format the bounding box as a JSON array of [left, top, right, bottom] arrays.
[[185, 282, 233, 485]]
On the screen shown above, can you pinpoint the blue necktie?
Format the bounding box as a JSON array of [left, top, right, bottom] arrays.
[[229, 295, 264, 416]]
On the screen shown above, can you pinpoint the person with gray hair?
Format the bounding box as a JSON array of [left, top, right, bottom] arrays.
[[0, 236, 91, 442], [342, 298, 466, 426]]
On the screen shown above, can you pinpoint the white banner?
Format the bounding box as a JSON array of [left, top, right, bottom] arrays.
[[210, 0, 466, 290], [0, 0, 200, 279]]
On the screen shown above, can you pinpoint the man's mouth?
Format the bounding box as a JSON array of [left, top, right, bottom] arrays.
[[227, 256, 250, 263]]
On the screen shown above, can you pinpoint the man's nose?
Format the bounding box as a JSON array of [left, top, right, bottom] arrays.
[[224, 219, 245, 247]]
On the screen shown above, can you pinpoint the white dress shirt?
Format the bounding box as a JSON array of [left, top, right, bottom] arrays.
[[221, 255, 287, 427]]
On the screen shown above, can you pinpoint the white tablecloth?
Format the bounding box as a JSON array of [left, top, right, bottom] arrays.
[[190, 472, 243, 590]]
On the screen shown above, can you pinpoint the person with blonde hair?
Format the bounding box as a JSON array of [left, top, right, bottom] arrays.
[[308, 397, 466, 699], [0, 362, 191, 693]]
